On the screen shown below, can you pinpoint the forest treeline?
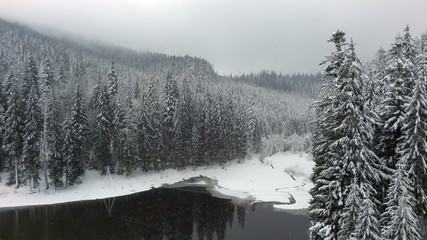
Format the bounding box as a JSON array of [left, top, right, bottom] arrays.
[[0, 53, 263, 189], [230, 70, 322, 97], [0, 19, 314, 190], [309, 27, 427, 239]]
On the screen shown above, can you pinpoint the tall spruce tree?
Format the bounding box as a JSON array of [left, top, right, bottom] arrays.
[[108, 59, 118, 98], [116, 101, 135, 175], [21, 55, 42, 190], [163, 73, 179, 167], [65, 85, 89, 186], [3, 74, 24, 188], [146, 78, 163, 170], [136, 94, 150, 171], [309, 30, 348, 240], [377, 26, 418, 170], [174, 97, 187, 168], [46, 96, 65, 189], [92, 84, 113, 175], [40, 58, 55, 189], [309, 33, 381, 239], [396, 73, 427, 219], [21, 84, 42, 191]]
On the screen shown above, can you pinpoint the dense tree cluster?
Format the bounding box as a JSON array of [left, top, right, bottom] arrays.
[[0, 19, 280, 191], [310, 27, 427, 239]]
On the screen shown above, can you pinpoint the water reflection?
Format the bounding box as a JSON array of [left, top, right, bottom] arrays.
[[0, 187, 309, 240]]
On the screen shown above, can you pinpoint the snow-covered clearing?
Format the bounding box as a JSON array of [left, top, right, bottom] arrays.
[[0, 152, 314, 210]]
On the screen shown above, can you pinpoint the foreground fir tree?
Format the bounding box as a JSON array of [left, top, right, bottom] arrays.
[[309, 33, 381, 239], [309, 30, 348, 240], [410, 40, 427, 217], [376, 26, 418, 170], [381, 159, 422, 240], [394, 71, 427, 220]]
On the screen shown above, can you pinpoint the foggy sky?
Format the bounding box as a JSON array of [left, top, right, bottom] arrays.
[[0, 0, 427, 75]]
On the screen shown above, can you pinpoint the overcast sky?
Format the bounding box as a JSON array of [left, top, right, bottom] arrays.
[[0, 0, 426, 75]]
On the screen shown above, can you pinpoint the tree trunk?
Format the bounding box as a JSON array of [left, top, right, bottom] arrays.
[[43, 100, 49, 189], [14, 158, 19, 189]]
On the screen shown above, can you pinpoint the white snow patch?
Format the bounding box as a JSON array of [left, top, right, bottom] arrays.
[[0, 152, 314, 210]]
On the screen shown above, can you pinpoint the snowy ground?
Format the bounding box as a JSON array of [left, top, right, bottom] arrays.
[[0, 152, 314, 210]]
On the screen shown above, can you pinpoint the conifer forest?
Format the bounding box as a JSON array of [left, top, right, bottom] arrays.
[[309, 27, 427, 239], [0, 19, 314, 189], [0, 5, 427, 239]]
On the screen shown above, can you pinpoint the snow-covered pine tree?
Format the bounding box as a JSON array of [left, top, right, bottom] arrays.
[[2, 74, 24, 187], [136, 93, 150, 171], [21, 84, 42, 191], [224, 95, 235, 162], [396, 66, 427, 218], [57, 65, 67, 85], [370, 47, 388, 97], [212, 94, 228, 164], [108, 60, 120, 167], [381, 159, 422, 240], [46, 96, 65, 189], [40, 58, 55, 189], [309, 30, 348, 240], [174, 96, 187, 168], [65, 85, 89, 186], [338, 177, 360, 239], [21, 55, 39, 98], [116, 101, 135, 175], [203, 91, 215, 164], [376, 26, 418, 170], [179, 78, 194, 166], [62, 117, 72, 187], [343, 41, 382, 240], [233, 105, 248, 162], [41, 58, 54, 96], [146, 78, 163, 171], [92, 84, 113, 175], [309, 33, 381, 240], [108, 59, 118, 98], [247, 96, 262, 153], [352, 186, 382, 240], [162, 73, 179, 167], [191, 121, 201, 167], [412, 38, 427, 218], [112, 101, 126, 173], [133, 79, 141, 100]]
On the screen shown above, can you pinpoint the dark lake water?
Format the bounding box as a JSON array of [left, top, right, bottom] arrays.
[[0, 186, 309, 240]]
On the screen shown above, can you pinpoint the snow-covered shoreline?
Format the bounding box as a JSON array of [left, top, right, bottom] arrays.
[[0, 152, 314, 210]]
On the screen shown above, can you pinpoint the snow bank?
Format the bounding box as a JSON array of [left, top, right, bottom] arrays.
[[0, 152, 314, 210]]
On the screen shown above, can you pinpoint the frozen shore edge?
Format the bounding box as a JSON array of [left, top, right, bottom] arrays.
[[0, 152, 314, 210]]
